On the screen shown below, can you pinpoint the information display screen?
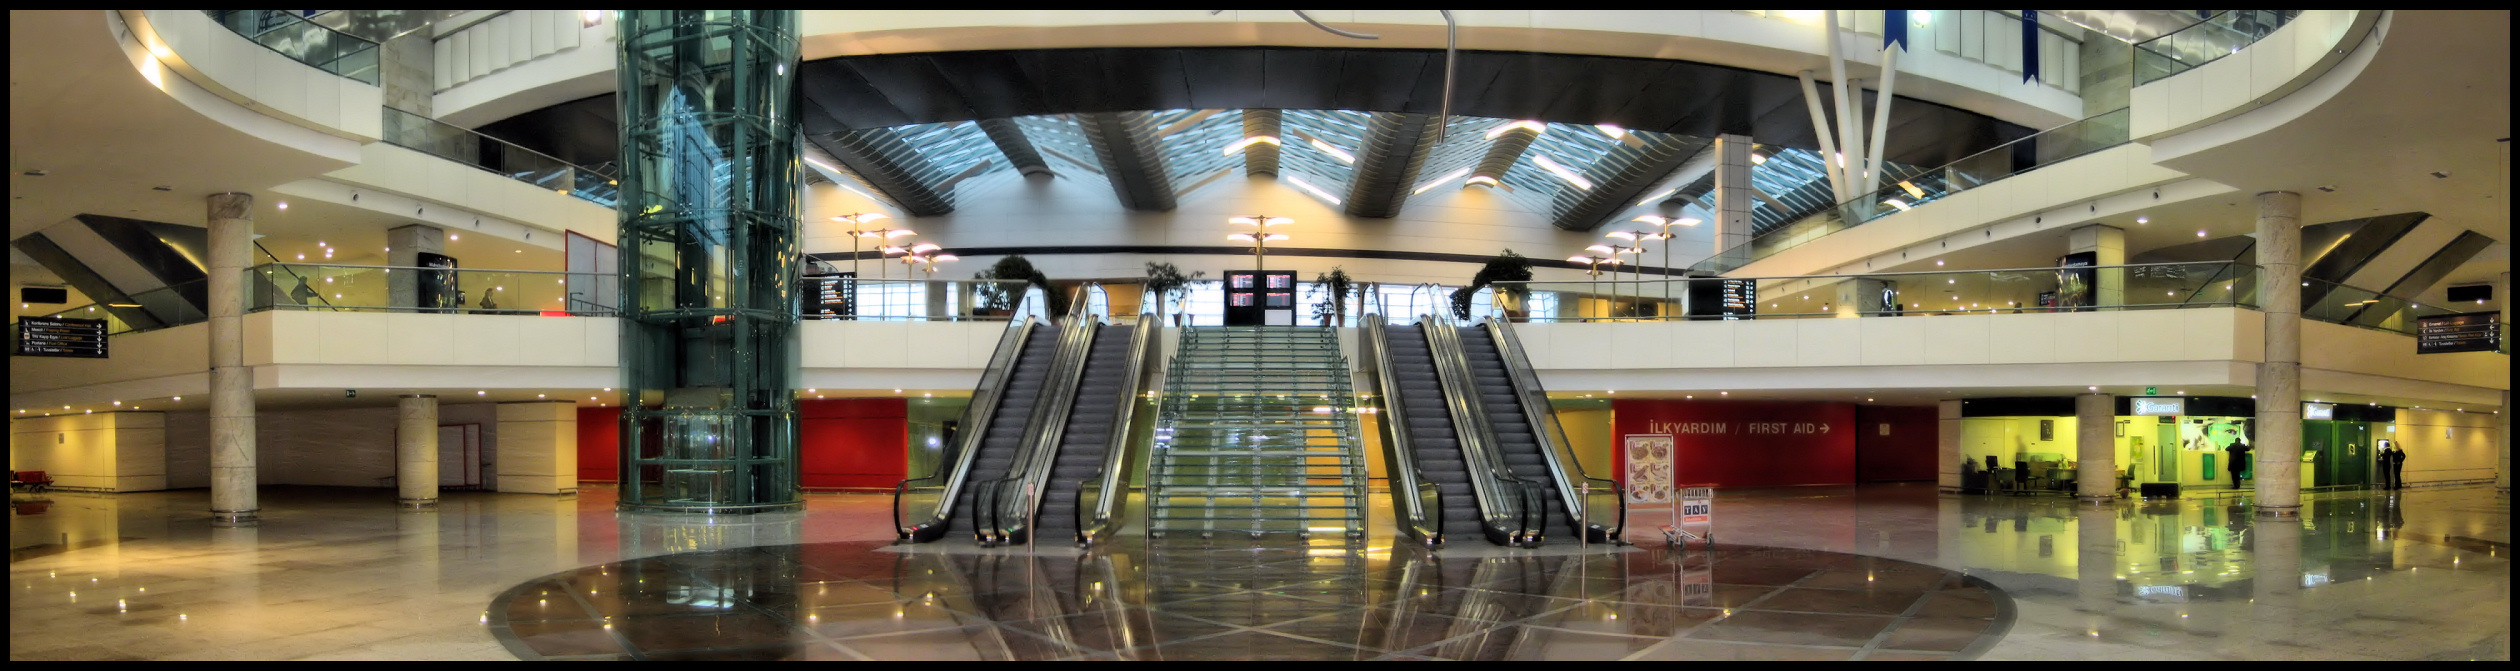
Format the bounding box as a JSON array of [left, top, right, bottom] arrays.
[[806, 273, 855, 319], [1687, 279, 1758, 320], [2416, 312, 2500, 354], [17, 316, 107, 358]]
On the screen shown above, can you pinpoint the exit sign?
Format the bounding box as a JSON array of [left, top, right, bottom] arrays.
[[2144, 386, 2158, 395]]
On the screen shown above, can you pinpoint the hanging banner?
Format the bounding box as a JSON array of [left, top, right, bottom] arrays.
[[2021, 11, 2041, 83], [1884, 10, 1910, 50]]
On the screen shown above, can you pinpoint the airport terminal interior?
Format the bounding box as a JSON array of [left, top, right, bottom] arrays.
[[8, 9, 2510, 661]]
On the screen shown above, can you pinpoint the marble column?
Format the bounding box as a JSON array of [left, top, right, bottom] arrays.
[[1938, 399, 1965, 494], [2068, 224, 2125, 307], [2076, 393, 2116, 503], [2498, 271, 2510, 495], [2252, 191, 2304, 518], [1711, 134, 1755, 268], [398, 395, 439, 509], [208, 192, 259, 527], [386, 223, 445, 310]]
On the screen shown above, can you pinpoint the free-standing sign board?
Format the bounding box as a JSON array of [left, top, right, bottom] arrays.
[[2415, 312, 2500, 354], [17, 316, 107, 358], [1623, 434, 1673, 504]]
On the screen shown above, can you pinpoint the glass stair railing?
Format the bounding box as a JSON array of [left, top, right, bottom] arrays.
[[202, 10, 381, 85], [2135, 10, 2306, 85], [1146, 327, 1369, 539]]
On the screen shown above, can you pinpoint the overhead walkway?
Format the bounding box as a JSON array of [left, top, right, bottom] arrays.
[[894, 312, 1158, 547], [1364, 315, 1624, 547]]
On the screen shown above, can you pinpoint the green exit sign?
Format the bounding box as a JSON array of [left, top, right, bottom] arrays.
[[2144, 386, 2158, 395]]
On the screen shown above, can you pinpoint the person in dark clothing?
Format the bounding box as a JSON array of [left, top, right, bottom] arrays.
[[2225, 442, 2252, 489], [2380, 441, 2408, 490]]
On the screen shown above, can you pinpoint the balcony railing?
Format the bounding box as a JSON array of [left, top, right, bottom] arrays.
[[1496, 261, 2259, 322], [202, 10, 380, 85], [2134, 10, 2305, 86], [247, 263, 614, 316], [1691, 108, 2133, 275], [381, 108, 620, 207]]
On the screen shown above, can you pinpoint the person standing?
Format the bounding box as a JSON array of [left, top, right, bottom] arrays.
[[2225, 441, 2253, 489], [2382, 441, 2409, 490], [2373, 440, 2395, 490]]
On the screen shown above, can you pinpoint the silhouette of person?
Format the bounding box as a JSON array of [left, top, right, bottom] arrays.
[[2381, 442, 2408, 490], [290, 276, 317, 306], [2225, 441, 2252, 489]]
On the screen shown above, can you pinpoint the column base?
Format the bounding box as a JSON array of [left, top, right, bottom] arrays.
[[398, 498, 439, 510], [1937, 486, 1967, 495], [210, 510, 260, 527], [2075, 494, 2117, 505], [2253, 505, 2302, 520]]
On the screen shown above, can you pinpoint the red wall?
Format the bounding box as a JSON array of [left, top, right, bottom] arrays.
[[1612, 399, 1857, 488], [1855, 405, 1941, 482], [800, 398, 909, 490], [576, 407, 621, 483]]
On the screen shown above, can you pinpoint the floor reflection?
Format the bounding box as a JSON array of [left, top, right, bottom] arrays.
[[485, 538, 2010, 660]]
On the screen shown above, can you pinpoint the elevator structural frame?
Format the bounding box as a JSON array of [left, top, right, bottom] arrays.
[[613, 10, 806, 514]]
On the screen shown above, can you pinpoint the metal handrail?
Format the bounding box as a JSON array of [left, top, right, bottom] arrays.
[[1421, 316, 1543, 547], [1076, 312, 1162, 547], [1360, 316, 1445, 548], [983, 312, 1098, 545], [893, 316, 1035, 542], [1487, 316, 1625, 543]]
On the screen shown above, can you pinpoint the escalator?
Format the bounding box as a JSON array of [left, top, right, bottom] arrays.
[[894, 317, 1060, 543], [1362, 315, 1623, 547], [1365, 320, 1488, 546], [1027, 317, 1156, 546], [894, 313, 1158, 546]]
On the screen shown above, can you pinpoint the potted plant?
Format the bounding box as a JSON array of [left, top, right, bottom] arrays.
[[974, 255, 1067, 318], [1452, 249, 1533, 321], [1310, 267, 1356, 327], [1142, 261, 1204, 326]]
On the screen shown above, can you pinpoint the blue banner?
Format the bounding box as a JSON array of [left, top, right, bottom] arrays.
[[1884, 10, 1909, 50], [2022, 11, 2040, 83]]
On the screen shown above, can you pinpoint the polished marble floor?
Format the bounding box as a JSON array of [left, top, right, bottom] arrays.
[[8, 483, 2510, 660]]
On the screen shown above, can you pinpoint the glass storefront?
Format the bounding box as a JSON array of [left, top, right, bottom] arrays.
[[1955, 397, 2394, 494]]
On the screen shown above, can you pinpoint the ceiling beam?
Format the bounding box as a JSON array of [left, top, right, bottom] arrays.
[[1470, 123, 1542, 183], [975, 119, 1053, 178], [805, 128, 953, 217], [1550, 134, 1711, 231], [1241, 109, 1282, 176], [1076, 111, 1178, 212], [1342, 112, 1442, 218]]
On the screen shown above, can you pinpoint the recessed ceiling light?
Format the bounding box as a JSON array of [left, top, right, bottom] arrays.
[[2135, 216, 2149, 224], [276, 202, 288, 210], [2315, 185, 2337, 193], [152, 185, 173, 192], [20, 170, 48, 176], [2429, 171, 2451, 179]]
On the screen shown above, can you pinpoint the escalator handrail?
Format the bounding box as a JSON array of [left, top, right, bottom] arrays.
[[1077, 312, 1162, 546], [1485, 317, 1626, 543], [1361, 316, 1445, 547], [893, 316, 1037, 541], [984, 313, 1100, 543], [1421, 315, 1543, 546]]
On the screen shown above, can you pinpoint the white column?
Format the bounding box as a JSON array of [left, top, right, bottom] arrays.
[[386, 224, 445, 310], [1712, 134, 1755, 268], [2069, 224, 2126, 308], [208, 192, 259, 527], [2076, 393, 2116, 502], [1938, 399, 1965, 493], [496, 401, 579, 495], [398, 395, 440, 509], [2253, 191, 2304, 518]]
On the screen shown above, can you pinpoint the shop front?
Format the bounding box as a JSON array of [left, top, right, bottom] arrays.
[[1952, 397, 2396, 496]]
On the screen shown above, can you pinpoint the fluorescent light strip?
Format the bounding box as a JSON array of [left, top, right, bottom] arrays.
[[1221, 135, 1282, 156], [1596, 124, 1626, 139], [1465, 176, 1501, 187], [1483, 120, 1547, 140], [1307, 138, 1356, 164], [1529, 155, 1594, 190], [1283, 174, 1344, 205], [1412, 167, 1472, 195]]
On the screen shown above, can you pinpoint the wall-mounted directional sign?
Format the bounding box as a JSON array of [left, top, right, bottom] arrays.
[[2416, 312, 2500, 354], [16, 316, 107, 358]]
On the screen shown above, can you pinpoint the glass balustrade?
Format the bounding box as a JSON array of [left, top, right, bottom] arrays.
[[2304, 277, 2509, 352], [381, 108, 621, 207], [1491, 261, 2259, 322], [19, 279, 210, 337], [2134, 10, 2305, 85], [1692, 108, 2134, 274], [246, 263, 613, 315], [799, 278, 1037, 322], [202, 10, 380, 84]]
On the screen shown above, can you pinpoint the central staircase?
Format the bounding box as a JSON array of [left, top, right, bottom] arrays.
[[1147, 327, 1367, 539]]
